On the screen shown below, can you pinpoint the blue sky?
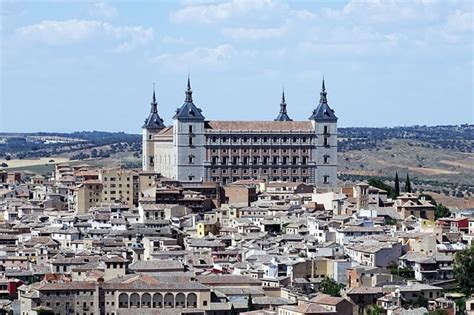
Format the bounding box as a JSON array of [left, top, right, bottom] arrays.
[[1, 0, 473, 133]]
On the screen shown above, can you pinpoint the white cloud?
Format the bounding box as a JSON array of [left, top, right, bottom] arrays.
[[16, 20, 153, 51], [162, 35, 188, 45], [446, 9, 473, 33], [290, 9, 316, 20], [223, 25, 287, 40], [322, 0, 441, 24], [89, 2, 119, 19], [299, 27, 402, 55], [170, 0, 277, 24], [151, 44, 235, 69]]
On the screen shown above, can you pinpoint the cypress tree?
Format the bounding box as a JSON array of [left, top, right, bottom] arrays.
[[405, 173, 412, 193], [394, 172, 400, 197], [247, 294, 254, 311]]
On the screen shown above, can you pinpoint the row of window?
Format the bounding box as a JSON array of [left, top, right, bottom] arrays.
[[212, 148, 309, 154], [103, 177, 132, 181], [209, 156, 311, 165], [209, 175, 331, 184], [209, 135, 312, 144], [211, 168, 310, 175], [104, 183, 131, 188], [213, 177, 310, 184]]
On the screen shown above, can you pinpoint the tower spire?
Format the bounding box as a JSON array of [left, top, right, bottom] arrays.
[[320, 77, 328, 104], [275, 87, 292, 121], [185, 75, 193, 103], [150, 83, 158, 113], [280, 88, 287, 114]]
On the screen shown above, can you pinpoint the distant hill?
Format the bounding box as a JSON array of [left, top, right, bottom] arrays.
[[337, 124, 473, 205], [0, 131, 141, 163]]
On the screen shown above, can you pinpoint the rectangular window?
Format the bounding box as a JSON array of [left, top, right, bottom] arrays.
[[189, 125, 193, 133], [324, 125, 329, 134], [324, 137, 329, 146], [189, 137, 193, 146]]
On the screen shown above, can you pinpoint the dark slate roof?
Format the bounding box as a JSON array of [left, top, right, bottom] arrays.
[[173, 78, 205, 121], [309, 80, 338, 122], [143, 88, 165, 129], [275, 90, 293, 122]]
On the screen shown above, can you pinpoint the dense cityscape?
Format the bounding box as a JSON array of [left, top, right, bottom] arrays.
[[1, 1, 473, 315]]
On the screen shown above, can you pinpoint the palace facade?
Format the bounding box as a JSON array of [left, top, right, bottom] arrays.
[[142, 78, 338, 186]]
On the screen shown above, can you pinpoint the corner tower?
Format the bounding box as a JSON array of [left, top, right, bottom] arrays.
[[173, 77, 206, 182], [142, 85, 165, 171], [309, 79, 338, 186]]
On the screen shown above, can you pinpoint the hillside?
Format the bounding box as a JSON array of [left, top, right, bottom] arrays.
[[338, 125, 474, 207]]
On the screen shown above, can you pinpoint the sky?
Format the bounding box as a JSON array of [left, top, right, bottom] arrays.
[[1, 0, 473, 133]]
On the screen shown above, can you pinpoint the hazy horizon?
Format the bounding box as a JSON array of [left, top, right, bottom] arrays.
[[1, 0, 473, 133]]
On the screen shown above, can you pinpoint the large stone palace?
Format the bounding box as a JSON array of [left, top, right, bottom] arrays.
[[141, 78, 338, 186]]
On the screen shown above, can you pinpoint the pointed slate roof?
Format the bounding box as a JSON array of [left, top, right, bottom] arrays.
[[173, 77, 205, 121], [275, 89, 293, 121], [142, 85, 165, 129], [309, 79, 338, 122]]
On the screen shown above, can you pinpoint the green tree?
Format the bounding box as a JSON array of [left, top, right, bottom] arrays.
[[405, 173, 412, 193], [230, 304, 237, 315], [247, 293, 254, 311], [384, 216, 397, 225], [366, 304, 383, 315], [412, 294, 428, 308], [435, 203, 451, 219], [453, 245, 474, 296], [455, 297, 466, 315], [320, 276, 345, 297], [368, 178, 395, 199], [394, 172, 400, 197]]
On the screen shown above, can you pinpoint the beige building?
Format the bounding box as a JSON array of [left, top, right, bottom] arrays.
[[394, 193, 436, 221], [19, 274, 214, 314], [75, 180, 103, 214], [99, 168, 139, 206]]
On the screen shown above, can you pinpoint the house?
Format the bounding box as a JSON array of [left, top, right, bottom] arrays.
[[344, 287, 383, 315], [393, 194, 436, 221], [398, 252, 453, 283], [345, 240, 403, 268]]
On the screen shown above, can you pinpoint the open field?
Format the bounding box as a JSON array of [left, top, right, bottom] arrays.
[[339, 139, 474, 185], [0, 157, 70, 168]]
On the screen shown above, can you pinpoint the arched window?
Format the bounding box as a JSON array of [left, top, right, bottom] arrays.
[[187, 293, 197, 308], [164, 293, 174, 308], [119, 293, 128, 308], [153, 293, 163, 308], [130, 293, 140, 308], [141, 293, 151, 308], [175, 293, 186, 308]]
